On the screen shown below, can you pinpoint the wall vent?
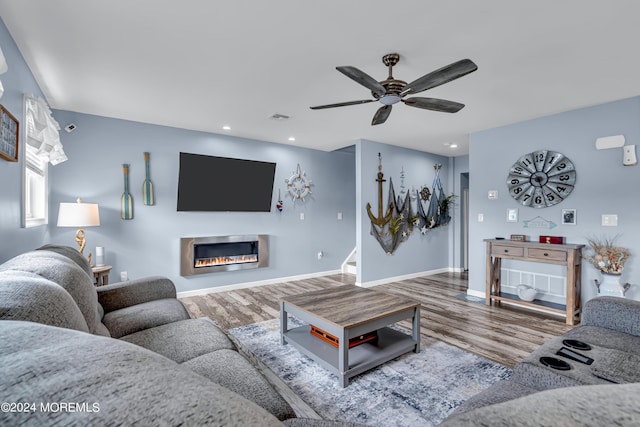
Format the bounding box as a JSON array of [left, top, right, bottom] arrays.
[[269, 113, 291, 120]]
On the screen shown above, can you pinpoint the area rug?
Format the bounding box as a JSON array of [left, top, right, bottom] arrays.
[[229, 318, 511, 426]]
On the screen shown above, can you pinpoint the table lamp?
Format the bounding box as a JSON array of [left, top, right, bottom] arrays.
[[57, 198, 101, 264]]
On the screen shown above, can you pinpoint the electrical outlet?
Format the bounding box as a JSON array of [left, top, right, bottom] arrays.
[[623, 145, 637, 166], [337, 212, 343, 220], [317, 251, 324, 260], [299, 213, 305, 220], [120, 271, 128, 281]]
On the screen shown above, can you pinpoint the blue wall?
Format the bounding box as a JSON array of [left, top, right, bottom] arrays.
[[469, 96, 640, 303], [48, 111, 356, 292], [0, 19, 50, 261], [0, 17, 458, 293], [355, 139, 453, 285]]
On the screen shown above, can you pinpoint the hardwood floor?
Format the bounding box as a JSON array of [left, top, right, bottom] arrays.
[[180, 272, 573, 368]]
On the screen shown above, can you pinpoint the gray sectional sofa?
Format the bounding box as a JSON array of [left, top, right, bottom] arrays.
[[442, 296, 640, 425], [0, 245, 357, 426], [3, 245, 640, 426]]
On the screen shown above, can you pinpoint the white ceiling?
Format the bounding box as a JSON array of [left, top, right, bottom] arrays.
[[2, 1, 640, 156]]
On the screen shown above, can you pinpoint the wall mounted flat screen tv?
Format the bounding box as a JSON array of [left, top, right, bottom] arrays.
[[177, 152, 276, 212]]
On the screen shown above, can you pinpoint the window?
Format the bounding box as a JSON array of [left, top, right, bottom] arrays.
[[21, 94, 65, 228], [23, 140, 48, 227]]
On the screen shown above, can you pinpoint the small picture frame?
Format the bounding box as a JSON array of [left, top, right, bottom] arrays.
[[562, 209, 576, 225], [507, 208, 518, 223], [0, 104, 19, 162], [510, 234, 526, 241]]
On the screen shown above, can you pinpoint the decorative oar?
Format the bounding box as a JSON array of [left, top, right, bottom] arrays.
[[142, 152, 154, 205], [121, 164, 133, 220]]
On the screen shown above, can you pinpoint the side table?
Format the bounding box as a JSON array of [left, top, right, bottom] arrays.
[[92, 265, 112, 286]]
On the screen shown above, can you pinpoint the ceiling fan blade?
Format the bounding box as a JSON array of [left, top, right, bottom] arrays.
[[336, 66, 386, 97], [310, 99, 376, 110], [372, 105, 392, 125], [401, 59, 478, 95], [402, 97, 465, 113]]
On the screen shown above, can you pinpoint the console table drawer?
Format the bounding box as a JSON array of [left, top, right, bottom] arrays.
[[527, 248, 567, 262], [491, 245, 524, 257]]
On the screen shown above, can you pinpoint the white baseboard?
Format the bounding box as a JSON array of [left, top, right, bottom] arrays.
[[178, 266, 465, 296], [177, 269, 342, 298], [466, 289, 485, 299], [355, 267, 452, 288]]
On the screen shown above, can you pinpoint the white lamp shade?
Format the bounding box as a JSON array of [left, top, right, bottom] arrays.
[[57, 201, 100, 227]]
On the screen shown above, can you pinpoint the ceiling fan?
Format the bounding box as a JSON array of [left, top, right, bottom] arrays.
[[310, 53, 478, 125]]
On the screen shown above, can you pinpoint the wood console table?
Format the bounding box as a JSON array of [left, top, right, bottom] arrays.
[[485, 239, 584, 325]]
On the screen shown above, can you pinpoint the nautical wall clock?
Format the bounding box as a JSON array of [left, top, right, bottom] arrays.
[[285, 164, 312, 201], [506, 150, 576, 208]]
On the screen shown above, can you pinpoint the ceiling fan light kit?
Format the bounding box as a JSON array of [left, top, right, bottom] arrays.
[[311, 53, 477, 125]]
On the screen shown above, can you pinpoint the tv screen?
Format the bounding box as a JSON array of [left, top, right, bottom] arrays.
[[177, 152, 276, 212]]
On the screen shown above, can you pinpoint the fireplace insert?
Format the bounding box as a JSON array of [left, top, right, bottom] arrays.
[[180, 235, 268, 276]]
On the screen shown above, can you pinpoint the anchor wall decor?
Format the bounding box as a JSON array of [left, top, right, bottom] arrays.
[[367, 153, 393, 228], [366, 155, 455, 254]]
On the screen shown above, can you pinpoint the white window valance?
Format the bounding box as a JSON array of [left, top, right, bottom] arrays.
[[24, 94, 67, 165]]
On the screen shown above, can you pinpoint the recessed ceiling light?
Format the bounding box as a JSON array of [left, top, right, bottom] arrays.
[[450, 144, 458, 148], [288, 137, 296, 141], [222, 125, 231, 130]]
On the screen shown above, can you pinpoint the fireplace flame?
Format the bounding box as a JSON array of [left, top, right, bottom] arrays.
[[195, 254, 258, 268]]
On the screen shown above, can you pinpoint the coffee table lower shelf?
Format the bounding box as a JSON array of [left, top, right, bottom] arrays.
[[282, 325, 417, 384]]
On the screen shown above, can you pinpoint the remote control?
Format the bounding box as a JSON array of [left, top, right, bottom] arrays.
[[556, 347, 594, 365]]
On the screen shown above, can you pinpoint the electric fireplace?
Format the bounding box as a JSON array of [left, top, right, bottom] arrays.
[[180, 235, 268, 276]]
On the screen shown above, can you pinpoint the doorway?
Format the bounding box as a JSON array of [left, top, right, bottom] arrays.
[[460, 173, 469, 272]]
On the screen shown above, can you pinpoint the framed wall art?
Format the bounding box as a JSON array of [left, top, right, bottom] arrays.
[[0, 104, 19, 162], [562, 209, 576, 225]]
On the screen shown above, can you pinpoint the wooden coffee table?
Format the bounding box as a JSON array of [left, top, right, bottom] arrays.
[[280, 285, 421, 387]]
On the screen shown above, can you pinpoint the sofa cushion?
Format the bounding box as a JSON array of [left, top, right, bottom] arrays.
[[511, 335, 618, 391], [0, 270, 89, 332], [589, 347, 640, 384], [283, 420, 365, 427], [120, 318, 234, 362], [563, 325, 640, 355], [102, 298, 190, 338], [581, 296, 640, 337], [97, 276, 179, 312], [0, 320, 284, 427], [37, 244, 94, 279], [447, 379, 537, 416], [183, 349, 296, 421], [440, 383, 640, 427], [0, 250, 108, 336]]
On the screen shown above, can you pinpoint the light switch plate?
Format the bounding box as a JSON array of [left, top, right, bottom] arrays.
[[488, 190, 498, 200], [602, 214, 618, 226]]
